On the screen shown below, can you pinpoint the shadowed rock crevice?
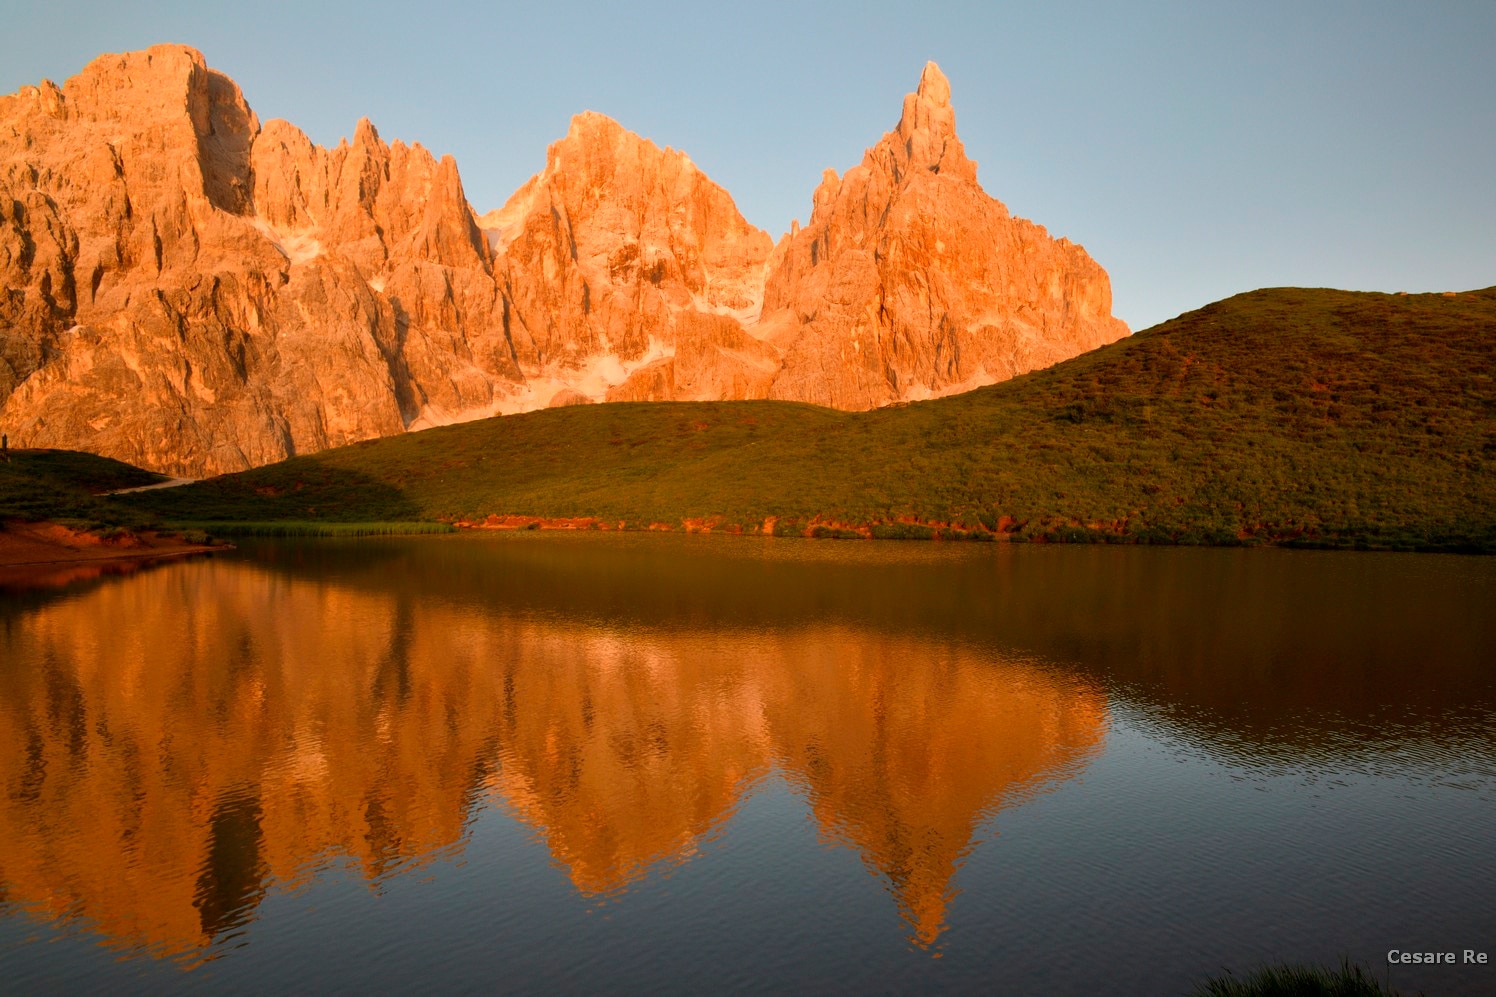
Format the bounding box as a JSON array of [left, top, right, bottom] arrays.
[[196, 69, 257, 216]]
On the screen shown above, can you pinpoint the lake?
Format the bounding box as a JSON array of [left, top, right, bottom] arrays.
[[1, 534, 1493, 994]]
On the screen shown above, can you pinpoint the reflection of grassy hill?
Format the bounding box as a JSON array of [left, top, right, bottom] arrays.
[[125, 286, 1496, 550]]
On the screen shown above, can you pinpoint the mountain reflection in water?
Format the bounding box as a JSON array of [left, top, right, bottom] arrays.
[[2, 534, 1492, 992], [0, 542, 1106, 960]]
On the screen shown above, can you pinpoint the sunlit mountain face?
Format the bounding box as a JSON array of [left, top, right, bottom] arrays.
[[0, 547, 1106, 959]]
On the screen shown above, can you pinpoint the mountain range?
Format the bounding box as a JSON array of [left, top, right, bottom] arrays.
[[0, 45, 1126, 476]]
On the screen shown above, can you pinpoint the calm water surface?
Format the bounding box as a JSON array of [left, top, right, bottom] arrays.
[[0, 535, 1492, 994]]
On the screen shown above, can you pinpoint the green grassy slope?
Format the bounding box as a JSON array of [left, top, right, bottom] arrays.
[[124, 286, 1496, 550], [1, 449, 166, 528]]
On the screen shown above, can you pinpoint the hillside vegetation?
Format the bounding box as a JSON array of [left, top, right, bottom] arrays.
[[0, 450, 165, 529], [122, 287, 1496, 551]]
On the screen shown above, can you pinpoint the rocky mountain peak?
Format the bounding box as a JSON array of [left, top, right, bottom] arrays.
[[67, 44, 206, 119], [0, 47, 1127, 475], [544, 109, 703, 190], [760, 60, 1126, 409], [481, 105, 775, 410], [352, 116, 381, 148], [885, 59, 976, 184], [566, 109, 622, 140], [916, 60, 952, 104]]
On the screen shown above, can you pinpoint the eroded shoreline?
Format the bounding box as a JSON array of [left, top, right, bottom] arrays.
[[0, 519, 232, 578]]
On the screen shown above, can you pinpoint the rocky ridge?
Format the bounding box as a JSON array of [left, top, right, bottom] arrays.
[[762, 63, 1128, 408], [0, 47, 1127, 475]]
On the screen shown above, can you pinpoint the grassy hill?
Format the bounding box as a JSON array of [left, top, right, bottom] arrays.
[[0, 449, 166, 529], [121, 286, 1496, 551]]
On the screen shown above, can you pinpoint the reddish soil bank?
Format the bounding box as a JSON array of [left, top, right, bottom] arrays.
[[0, 520, 231, 574]]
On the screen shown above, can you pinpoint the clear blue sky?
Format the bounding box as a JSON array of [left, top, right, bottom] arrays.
[[4, 0, 1493, 331]]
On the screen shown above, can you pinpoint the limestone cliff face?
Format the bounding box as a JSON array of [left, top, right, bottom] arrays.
[[480, 111, 777, 410], [0, 48, 1127, 475], [246, 115, 513, 430], [760, 63, 1129, 408], [0, 46, 502, 475]]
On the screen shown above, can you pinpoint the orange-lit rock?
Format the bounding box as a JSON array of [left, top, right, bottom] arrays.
[[0, 49, 1126, 475], [482, 110, 775, 412], [760, 62, 1129, 408], [0, 46, 503, 475]]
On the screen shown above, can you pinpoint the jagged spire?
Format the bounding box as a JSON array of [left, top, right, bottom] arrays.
[[892, 60, 975, 182], [917, 61, 951, 105], [353, 116, 381, 147]]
